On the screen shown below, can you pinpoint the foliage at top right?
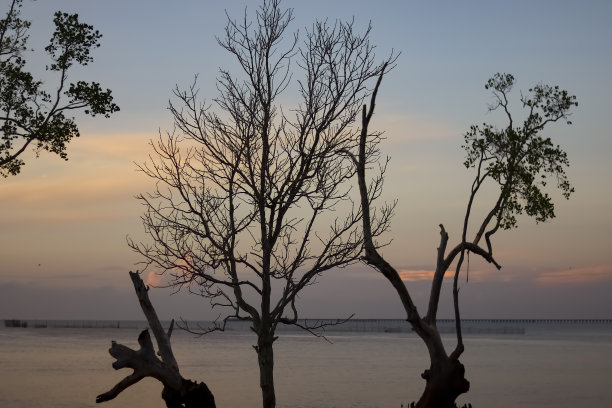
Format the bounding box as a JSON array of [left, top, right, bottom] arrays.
[[463, 73, 577, 237]]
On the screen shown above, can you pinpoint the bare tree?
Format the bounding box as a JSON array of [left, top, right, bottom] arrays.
[[0, 0, 118, 177], [128, 1, 394, 407], [358, 72, 576, 407]]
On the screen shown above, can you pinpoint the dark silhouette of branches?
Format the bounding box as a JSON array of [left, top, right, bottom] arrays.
[[357, 72, 576, 407], [0, 0, 118, 177], [97, 272, 215, 408], [129, 1, 395, 407]]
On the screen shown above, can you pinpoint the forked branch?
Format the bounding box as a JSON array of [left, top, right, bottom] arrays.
[[96, 271, 215, 408]]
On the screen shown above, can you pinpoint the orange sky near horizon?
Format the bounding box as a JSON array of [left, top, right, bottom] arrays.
[[1, 0, 611, 320]]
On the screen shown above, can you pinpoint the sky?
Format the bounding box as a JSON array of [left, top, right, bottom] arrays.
[[1, 0, 611, 321]]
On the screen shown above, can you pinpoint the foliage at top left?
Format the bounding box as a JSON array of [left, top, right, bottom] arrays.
[[0, 0, 119, 177]]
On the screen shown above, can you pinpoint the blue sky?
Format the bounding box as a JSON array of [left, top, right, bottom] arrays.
[[0, 0, 611, 320]]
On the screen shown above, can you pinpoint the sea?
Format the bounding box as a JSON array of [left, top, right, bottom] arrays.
[[1, 319, 611, 408]]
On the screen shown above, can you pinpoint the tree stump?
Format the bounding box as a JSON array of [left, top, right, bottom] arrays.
[[96, 271, 215, 408]]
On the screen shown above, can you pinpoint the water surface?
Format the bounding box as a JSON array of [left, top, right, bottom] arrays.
[[0, 321, 611, 407]]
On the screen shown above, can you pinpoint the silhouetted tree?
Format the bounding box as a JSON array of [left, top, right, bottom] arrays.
[[357, 72, 576, 408], [129, 1, 394, 407], [97, 272, 216, 408], [0, 0, 118, 177]]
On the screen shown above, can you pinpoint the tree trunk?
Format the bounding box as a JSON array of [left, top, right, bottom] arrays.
[[357, 65, 473, 408], [401, 323, 470, 408], [256, 334, 276, 408], [161, 378, 216, 408], [415, 355, 470, 408]]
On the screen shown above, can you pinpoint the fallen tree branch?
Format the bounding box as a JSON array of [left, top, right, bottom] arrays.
[[96, 271, 216, 408]]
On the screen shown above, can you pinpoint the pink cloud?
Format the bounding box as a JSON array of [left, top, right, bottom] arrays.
[[399, 269, 435, 281], [536, 265, 612, 285], [145, 271, 165, 287], [398, 266, 495, 282]]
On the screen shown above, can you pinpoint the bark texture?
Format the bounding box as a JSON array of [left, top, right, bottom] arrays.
[[357, 71, 574, 407], [357, 68, 474, 407], [416, 358, 470, 408], [96, 271, 216, 408], [256, 334, 276, 408]]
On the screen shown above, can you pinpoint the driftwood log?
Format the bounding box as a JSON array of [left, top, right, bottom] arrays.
[[96, 271, 215, 408]]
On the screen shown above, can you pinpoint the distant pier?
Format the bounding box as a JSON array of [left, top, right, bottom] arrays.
[[4, 318, 612, 334]]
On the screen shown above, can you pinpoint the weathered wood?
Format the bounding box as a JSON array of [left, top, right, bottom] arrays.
[[97, 271, 216, 408], [357, 70, 471, 408], [129, 271, 179, 373]]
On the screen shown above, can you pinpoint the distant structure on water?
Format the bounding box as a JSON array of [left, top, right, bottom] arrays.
[[4, 318, 612, 335]]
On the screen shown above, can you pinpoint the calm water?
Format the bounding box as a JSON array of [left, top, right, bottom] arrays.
[[1, 321, 611, 407]]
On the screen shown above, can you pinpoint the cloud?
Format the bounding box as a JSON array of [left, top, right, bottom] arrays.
[[0, 280, 220, 321], [0, 281, 139, 320], [536, 265, 612, 285], [375, 112, 461, 144], [0, 132, 156, 226], [397, 264, 517, 284], [145, 270, 166, 287], [70, 132, 152, 162], [399, 269, 435, 281]]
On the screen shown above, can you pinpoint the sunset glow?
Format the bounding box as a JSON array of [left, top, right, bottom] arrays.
[[536, 265, 612, 285], [1, 0, 610, 320], [399, 269, 435, 281]]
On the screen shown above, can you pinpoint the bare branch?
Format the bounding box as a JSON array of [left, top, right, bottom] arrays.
[[130, 3, 396, 405]]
